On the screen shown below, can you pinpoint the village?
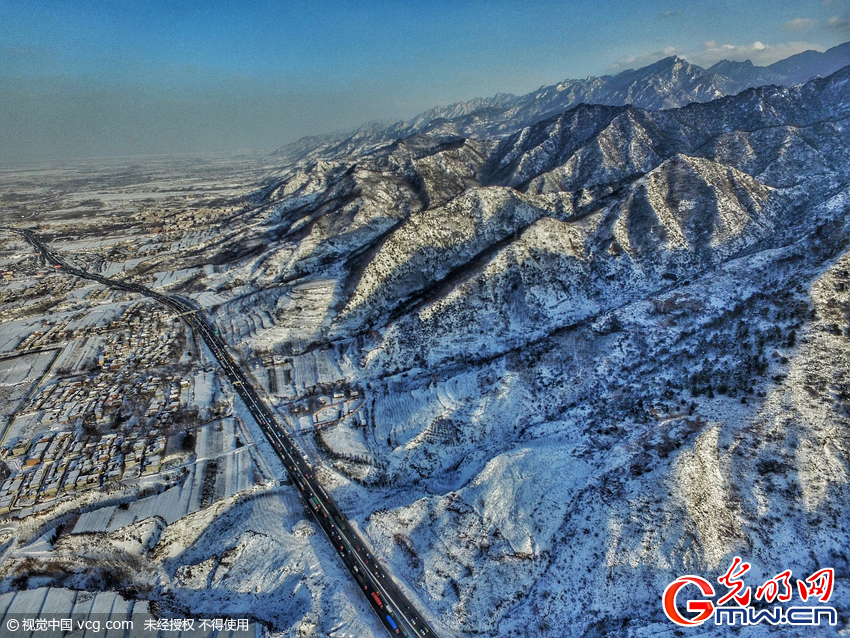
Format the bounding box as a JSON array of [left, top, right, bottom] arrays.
[[0, 299, 201, 516]]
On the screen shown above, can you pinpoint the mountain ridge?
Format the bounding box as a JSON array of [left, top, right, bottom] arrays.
[[273, 41, 850, 165]]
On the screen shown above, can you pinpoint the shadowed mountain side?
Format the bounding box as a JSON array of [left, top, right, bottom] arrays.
[[336, 187, 554, 329], [363, 156, 777, 369], [237, 66, 850, 352]]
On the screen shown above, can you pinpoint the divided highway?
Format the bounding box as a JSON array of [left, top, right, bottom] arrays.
[[5, 227, 440, 638]]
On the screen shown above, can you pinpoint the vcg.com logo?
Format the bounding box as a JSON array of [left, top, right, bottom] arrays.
[[663, 557, 837, 627]]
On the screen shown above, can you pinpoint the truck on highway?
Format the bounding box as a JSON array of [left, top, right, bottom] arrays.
[[386, 614, 399, 634], [354, 572, 368, 590], [371, 592, 383, 608]]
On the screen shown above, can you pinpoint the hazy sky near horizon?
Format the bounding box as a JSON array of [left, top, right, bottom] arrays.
[[2, 0, 850, 164]]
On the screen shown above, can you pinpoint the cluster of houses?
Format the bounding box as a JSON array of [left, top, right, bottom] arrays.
[[0, 273, 75, 320], [16, 317, 76, 350], [285, 388, 363, 432], [17, 300, 178, 354], [0, 302, 193, 515], [19, 302, 186, 428], [132, 205, 233, 233], [97, 306, 180, 371], [22, 372, 187, 428], [0, 431, 168, 513]]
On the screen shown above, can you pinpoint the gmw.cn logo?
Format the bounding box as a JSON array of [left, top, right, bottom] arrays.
[[663, 556, 838, 627]]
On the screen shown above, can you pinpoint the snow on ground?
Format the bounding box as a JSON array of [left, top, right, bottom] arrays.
[[158, 488, 385, 637], [188, 370, 217, 415], [0, 350, 57, 437], [366, 435, 591, 635], [0, 319, 43, 354], [73, 506, 118, 535], [51, 335, 103, 374], [319, 421, 372, 460], [290, 354, 319, 393], [49, 479, 386, 635], [73, 417, 260, 534], [372, 383, 444, 450], [66, 302, 131, 331], [98, 258, 146, 278], [368, 369, 482, 455], [214, 279, 342, 356], [0, 350, 55, 391], [64, 282, 104, 302], [49, 235, 142, 252], [0, 354, 385, 636], [192, 290, 230, 309], [0, 587, 48, 619], [255, 199, 847, 637], [0, 413, 39, 452], [150, 267, 202, 290]]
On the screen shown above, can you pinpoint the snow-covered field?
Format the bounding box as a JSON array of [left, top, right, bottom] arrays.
[[0, 350, 57, 437]]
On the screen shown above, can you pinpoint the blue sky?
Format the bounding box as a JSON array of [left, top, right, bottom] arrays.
[[2, 0, 849, 163]]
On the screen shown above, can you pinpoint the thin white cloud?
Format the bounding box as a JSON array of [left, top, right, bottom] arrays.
[[781, 18, 819, 31], [606, 39, 829, 74], [826, 15, 850, 31], [660, 10, 682, 17]]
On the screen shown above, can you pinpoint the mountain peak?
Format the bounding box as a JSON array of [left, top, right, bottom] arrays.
[[766, 40, 850, 84], [633, 55, 693, 75], [708, 58, 756, 73]]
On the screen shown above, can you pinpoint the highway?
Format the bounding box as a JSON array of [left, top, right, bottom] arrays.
[[4, 227, 439, 638]]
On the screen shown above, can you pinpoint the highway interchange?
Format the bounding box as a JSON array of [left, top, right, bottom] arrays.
[[4, 227, 439, 638]]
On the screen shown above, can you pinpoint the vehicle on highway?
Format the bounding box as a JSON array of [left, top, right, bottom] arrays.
[[386, 614, 400, 634], [354, 573, 368, 590]]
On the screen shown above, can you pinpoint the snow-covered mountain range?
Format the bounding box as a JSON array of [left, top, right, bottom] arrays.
[[273, 41, 850, 166], [175, 45, 850, 636]]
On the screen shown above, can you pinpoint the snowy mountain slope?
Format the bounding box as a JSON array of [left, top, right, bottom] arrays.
[[494, 67, 850, 193], [347, 184, 850, 636], [760, 40, 850, 85], [363, 155, 776, 371], [337, 187, 550, 329], [242, 69, 850, 333], [316, 70, 850, 350]]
